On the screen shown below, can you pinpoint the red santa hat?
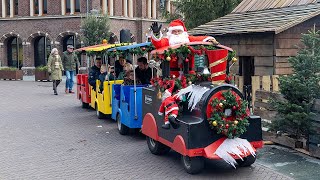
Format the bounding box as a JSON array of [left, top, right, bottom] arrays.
[[168, 19, 187, 34], [165, 80, 175, 96]]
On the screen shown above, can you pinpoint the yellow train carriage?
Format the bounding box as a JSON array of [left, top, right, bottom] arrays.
[[95, 80, 123, 119]]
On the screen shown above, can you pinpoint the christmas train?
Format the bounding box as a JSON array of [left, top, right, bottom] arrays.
[[76, 19, 263, 174], [140, 42, 263, 174]]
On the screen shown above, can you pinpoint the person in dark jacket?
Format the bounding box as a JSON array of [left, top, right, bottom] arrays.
[[115, 56, 127, 78], [88, 57, 102, 90], [115, 55, 132, 78], [62, 45, 80, 94], [135, 57, 152, 84]]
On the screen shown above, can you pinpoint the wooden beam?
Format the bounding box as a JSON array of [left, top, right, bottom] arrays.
[[254, 56, 274, 66], [255, 67, 274, 76], [237, 45, 274, 56], [275, 62, 292, 68], [275, 67, 293, 75], [275, 48, 298, 56], [275, 57, 289, 63], [275, 38, 303, 49]]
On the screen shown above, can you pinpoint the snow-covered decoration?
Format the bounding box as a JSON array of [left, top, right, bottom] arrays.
[[174, 85, 209, 111], [215, 138, 256, 168]]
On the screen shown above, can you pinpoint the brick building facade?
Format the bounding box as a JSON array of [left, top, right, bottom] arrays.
[[0, 0, 172, 75]]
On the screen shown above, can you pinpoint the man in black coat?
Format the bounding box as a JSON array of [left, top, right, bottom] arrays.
[[88, 57, 102, 90], [135, 57, 152, 85]]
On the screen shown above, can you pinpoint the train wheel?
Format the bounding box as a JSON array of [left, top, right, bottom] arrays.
[[146, 136, 170, 155], [181, 155, 204, 174], [236, 155, 256, 167], [96, 106, 104, 119], [117, 114, 129, 135], [81, 101, 89, 109]]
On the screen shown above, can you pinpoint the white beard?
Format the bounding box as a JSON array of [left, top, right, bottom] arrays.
[[162, 92, 171, 101], [167, 32, 190, 45]]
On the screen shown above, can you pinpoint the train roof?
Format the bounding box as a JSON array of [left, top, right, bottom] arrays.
[[107, 42, 152, 52], [76, 43, 132, 52]]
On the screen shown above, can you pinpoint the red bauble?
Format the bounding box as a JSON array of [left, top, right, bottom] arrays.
[[142, 47, 146, 51], [225, 124, 229, 129], [232, 106, 237, 110], [185, 58, 189, 62]]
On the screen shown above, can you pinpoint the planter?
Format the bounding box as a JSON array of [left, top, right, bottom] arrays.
[[263, 131, 307, 149], [0, 70, 23, 80], [35, 70, 50, 81]]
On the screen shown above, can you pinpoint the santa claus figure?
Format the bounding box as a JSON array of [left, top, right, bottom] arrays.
[[150, 19, 219, 49], [158, 80, 181, 129]]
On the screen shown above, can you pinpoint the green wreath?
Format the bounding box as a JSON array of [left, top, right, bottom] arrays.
[[208, 90, 250, 139]]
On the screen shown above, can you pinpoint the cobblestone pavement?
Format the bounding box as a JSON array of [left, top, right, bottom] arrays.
[[0, 80, 292, 180]]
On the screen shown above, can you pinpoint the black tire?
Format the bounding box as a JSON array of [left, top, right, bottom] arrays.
[[81, 101, 89, 109], [236, 155, 256, 167], [96, 105, 104, 119], [181, 155, 204, 174], [117, 114, 129, 135], [146, 136, 171, 155]]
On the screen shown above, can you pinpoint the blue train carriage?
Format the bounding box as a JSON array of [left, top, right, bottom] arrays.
[[107, 42, 155, 135], [141, 42, 263, 174]]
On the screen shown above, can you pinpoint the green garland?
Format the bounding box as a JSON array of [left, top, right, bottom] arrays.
[[156, 44, 235, 62], [105, 45, 154, 57], [208, 90, 249, 139]]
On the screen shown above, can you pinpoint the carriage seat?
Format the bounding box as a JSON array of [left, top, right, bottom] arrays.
[[176, 115, 203, 125], [122, 85, 147, 103]]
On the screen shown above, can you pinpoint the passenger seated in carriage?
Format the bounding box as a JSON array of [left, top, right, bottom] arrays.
[[115, 55, 131, 79], [98, 65, 116, 93], [136, 57, 152, 84], [88, 57, 102, 90], [117, 62, 132, 80], [123, 70, 142, 86]]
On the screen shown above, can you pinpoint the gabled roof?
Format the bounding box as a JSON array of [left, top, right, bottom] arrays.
[[189, 3, 320, 36], [232, 0, 317, 13]]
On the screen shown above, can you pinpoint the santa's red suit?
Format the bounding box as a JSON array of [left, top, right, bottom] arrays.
[[151, 19, 215, 49], [151, 19, 216, 76], [158, 80, 180, 124]]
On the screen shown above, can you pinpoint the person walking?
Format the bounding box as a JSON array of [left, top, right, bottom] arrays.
[[62, 45, 80, 94], [47, 48, 64, 95]]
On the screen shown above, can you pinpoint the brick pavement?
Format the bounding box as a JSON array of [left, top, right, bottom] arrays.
[[0, 80, 293, 180]]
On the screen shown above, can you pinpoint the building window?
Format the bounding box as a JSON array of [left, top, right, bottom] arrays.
[[146, 0, 156, 19], [34, 0, 39, 15], [66, 0, 71, 13], [33, 0, 47, 16], [101, 0, 109, 15], [75, 0, 80, 13], [6, 0, 10, 16], [34, 36, 51, 67], [43, 0, 47, 14], [14, 0, 18, 15], [122, 0, 128, 17], [7, 37, 23, 69]]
